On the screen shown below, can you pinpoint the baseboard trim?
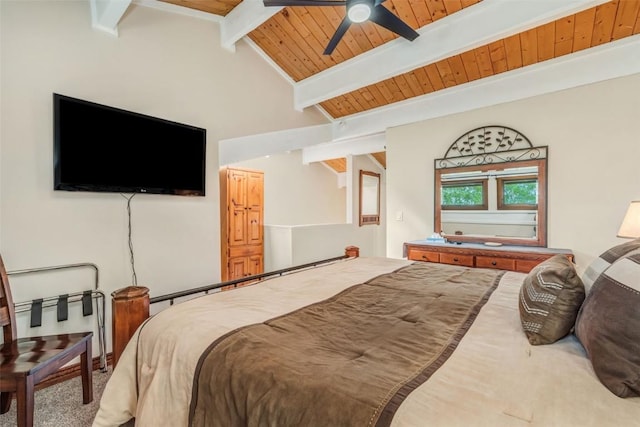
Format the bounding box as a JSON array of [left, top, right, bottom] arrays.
[[35, 353, 113, 390]]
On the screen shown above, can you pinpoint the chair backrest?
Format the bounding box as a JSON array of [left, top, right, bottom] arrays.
[[0, 254, 17, 344]]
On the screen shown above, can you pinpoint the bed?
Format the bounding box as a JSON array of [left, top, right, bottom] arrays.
[[93, 248, 640, 427]]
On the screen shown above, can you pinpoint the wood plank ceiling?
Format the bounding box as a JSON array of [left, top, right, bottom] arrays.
[[159, 0, 640, 170]]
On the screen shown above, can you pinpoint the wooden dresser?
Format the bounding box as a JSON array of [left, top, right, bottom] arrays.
[[404, 241, 574, 273]]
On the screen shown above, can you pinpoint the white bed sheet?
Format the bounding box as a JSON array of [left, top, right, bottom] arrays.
[[93, 257, 640, 426]]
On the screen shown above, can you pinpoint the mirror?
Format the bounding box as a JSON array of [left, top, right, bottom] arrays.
[[360, 170, 380, 226], [434, 126, 547, 247]]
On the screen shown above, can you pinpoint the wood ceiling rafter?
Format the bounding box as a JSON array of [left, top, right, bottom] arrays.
[[323, 158, 347, 173], [371, 152, 387, 169], [247, 0, 481, 84], [159, 0, 240, 16], [317, 0, 640, 118], [322, 150, 386, 173], [289, 0, 605, 112], [148, 0, 631, 122]]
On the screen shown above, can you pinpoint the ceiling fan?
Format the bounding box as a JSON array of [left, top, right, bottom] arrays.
[[263, 0, 420, 55]]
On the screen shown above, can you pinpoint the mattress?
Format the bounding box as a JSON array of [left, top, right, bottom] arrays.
[[93, 257, 640, 426]]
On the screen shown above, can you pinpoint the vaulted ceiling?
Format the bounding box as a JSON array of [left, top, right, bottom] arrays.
[[93, 0, 640, 168], [152, 0, 640, 119]]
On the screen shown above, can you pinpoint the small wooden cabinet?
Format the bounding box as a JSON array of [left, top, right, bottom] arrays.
[[220, 167, 264, 282], [404, 241, 574, 273]]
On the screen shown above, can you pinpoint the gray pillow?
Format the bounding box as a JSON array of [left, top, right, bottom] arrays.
[[575, 248, 640, 398], [581, 238, 640, 292], [518, 255, 585, 345]]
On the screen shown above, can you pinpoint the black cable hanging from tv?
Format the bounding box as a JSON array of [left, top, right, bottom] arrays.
[[121, 193, 138, 286]]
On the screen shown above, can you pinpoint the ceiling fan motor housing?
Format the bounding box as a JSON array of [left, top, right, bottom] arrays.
[[347, 0, 373, 23], [262, 0, 418, 56]]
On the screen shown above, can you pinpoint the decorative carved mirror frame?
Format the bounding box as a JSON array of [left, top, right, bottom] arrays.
[[434, 126, 548, 247]]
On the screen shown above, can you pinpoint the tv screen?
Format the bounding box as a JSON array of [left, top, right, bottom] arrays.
[[54, 93, 206, 196]]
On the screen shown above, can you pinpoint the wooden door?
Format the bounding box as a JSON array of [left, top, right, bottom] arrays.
[[246, 171, 263, 245], [228, 257, 249, 280], [248, 255, 263, 276], [228, 169, 248, 247], [220, 167, 264, 282]]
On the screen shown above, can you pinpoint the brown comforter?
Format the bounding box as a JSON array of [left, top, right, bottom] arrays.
[[189, 262, 504, 427]]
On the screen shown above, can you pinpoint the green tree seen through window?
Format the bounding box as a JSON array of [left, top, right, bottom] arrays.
[[502, 180, 537, 205], [442, 181, 485, 208]]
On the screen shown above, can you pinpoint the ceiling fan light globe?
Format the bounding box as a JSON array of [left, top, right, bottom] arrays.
[[348, 4, 371, 23]]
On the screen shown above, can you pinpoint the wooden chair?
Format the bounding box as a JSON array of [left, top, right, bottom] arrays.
[[0, 254, 93, 427]]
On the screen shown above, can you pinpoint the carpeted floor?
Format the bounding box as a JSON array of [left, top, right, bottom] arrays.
[[0, 369, 111, 427]]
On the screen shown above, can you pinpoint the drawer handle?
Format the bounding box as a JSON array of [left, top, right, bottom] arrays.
[[491, 261, 497, 266], [453, 257, 459, 262], [422, 255, 427, 260]]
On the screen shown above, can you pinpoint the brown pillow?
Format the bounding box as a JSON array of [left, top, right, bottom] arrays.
[[575, 249, 640, 398], [581, 238, 640, 292], [518, 255, 585, 345]]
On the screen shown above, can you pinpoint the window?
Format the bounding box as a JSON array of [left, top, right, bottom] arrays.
[[441, 179, 488, 210], [497, 176, 538, 210]]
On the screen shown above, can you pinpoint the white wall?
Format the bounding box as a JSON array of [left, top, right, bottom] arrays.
[[237, 151, 386, 270], [264, 225, 293, 270], [232, 150, 346, 225], [386, 73, 640, 273], [290, 224, 381, 265], [0, 1, 327, 342], [264, 223, 381, 271], [350, 154, 386, 256]]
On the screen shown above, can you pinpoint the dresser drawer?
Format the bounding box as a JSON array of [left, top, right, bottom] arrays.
[[407, 248, 440, 263], [440, 253, 474, 267], [403, 242, 574, 274], [476, 256, 516, 271], [514, 259, 542, 273]]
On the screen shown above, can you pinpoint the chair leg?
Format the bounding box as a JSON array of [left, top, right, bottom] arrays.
[[16, 375, 35, 427], [0, 391, 13, 414], [81, 339, 93, 404]]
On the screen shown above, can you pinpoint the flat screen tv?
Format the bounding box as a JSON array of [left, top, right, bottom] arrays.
[[54, 93, 206, 196]]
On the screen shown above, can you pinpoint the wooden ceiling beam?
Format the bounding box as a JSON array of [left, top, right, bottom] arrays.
[[90, 0, 132, 35], [134, 1, 225, 23], [219, 124, 333, 165], [302, 133, 386, 164], [291, 0, 610, 110], [220, 0, 283, 51], [219, 34, 639, 165], [331, 34, 640, 140]]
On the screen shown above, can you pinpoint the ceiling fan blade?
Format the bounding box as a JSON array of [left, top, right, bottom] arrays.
[[263, 0, 346, 6], [369, 4, 419, 41], [324, 16, 351, 55]]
